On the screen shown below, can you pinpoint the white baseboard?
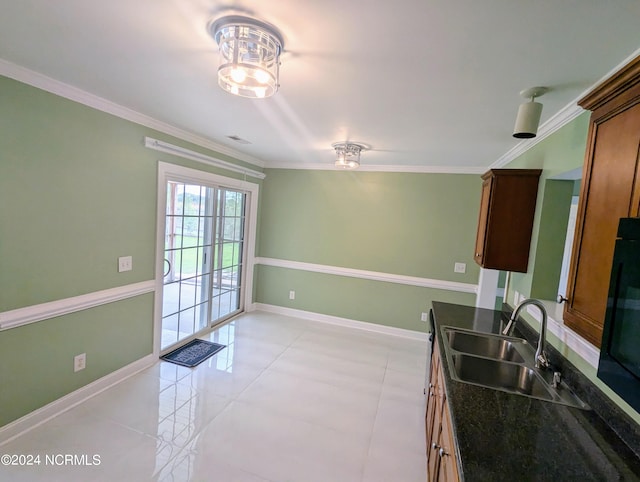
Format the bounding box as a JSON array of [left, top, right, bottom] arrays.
[[0, 354, 156, 446], [251, 303, 429, 341]]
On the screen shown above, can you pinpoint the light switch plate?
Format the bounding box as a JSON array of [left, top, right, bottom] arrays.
[[118, 256, 132, 272], [74, 353, 86, 372], [454, 262, 466, 274]]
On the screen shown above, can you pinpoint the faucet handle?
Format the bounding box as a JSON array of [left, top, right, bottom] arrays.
[[552, 371, 562, 388], [536, 352, 550, 369]]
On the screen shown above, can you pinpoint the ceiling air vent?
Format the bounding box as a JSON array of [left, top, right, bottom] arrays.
[[227, 135, 251, 145]]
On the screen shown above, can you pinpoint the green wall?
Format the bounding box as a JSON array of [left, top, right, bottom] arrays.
[[256, 266, 476, 332], [506, 112, 591, 298], [0, 75, 262, 426], [529, 179, 574, 300], [0, 295, 153, 426], [256, 169, 482, 330], [0, 76, 260, 310]]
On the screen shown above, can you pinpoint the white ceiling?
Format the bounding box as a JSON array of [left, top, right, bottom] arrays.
[[1, 0, 639, 171]]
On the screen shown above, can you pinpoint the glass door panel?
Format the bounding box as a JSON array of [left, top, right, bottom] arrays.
[[211, 188, 246, 322], [162, 182, 213, 350]]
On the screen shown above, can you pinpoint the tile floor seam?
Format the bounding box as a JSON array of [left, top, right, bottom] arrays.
[[359, 374, 386, 482], [234, 385, 381, 440], [109, 426, 183, 479], [222, 345, 292, 402]]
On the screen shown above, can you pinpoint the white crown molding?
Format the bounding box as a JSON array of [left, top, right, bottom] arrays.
[[264, 162, 487, 174], [250, 303, 429, 341], [255, 257, 478, 294], [0, 354, 155, 446], [0, 58, 265, 168], [145, 137, 266, 180], [0, 280, 155, 331]]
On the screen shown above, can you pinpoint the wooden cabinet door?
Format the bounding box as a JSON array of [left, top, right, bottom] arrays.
[[438, 404, 460, 482], [425, 342, 460, 482], [474, 169, 541, 272], [425, 345, 441, 456], [426, 342, 443, 480], [428, 373, 445, 482], [428, 420, 442, 482], [564, 56, 640, 346], [474, 177, 492, 265]]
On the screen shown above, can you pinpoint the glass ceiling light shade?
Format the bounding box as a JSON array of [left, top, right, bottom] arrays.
[[513, 86, 549, 138], [209, 15, 284, 99], [332, 142, 366, 169]]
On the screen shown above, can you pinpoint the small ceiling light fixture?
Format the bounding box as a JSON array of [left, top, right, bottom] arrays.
[[513, 86, 549, 139], [209, 15, 284, 99], [332, 142, 367, 169]]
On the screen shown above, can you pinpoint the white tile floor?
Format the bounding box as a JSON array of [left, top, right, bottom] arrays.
[[0, 311, 428, 482]]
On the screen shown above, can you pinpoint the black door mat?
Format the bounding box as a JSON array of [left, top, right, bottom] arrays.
[[161, 339, 226, 367]]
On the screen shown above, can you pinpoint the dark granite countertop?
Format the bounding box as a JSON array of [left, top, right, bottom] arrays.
[[432, 301, 640, 482]]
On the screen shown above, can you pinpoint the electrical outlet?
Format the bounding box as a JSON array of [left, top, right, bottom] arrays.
[[289, 290, 295, 300], [118, 256, 132, 272], [74, 353, 86, 372], [454, 262, 466, 274], [421, 312, 428, 322]]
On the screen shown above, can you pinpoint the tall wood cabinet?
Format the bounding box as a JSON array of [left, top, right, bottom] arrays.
[[564, 55, 640, 347], [474, 169, 542, 273]]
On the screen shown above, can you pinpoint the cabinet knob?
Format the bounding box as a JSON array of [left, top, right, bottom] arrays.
[[439, 448, 447, 458], [432, 443, 440, 450], [557, 294, 569, 304]]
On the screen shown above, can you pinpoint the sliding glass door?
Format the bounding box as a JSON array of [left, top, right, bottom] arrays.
[[161, 182, 247, 351]]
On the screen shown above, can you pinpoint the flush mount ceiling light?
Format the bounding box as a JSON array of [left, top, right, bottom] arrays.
[[209, 15, 284, 99], [513, 87, 549, 139], [332, 142, 368, 169]]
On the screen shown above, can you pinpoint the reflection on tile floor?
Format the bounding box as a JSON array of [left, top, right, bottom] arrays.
[[0, 311, 428, 482]]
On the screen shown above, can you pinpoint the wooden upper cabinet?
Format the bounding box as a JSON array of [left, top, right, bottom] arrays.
[[474, 169, 542, 273], [564, 55, 640, 347]]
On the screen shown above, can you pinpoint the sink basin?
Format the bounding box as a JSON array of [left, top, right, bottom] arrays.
[[450, 353, 552, 398], [441, 326, 589, 409], [444, 329, 525, 363]]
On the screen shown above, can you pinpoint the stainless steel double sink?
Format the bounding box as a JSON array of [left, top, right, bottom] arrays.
[[441, 327, 589, 409]]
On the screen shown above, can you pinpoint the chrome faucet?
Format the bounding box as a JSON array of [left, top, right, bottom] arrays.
[[502, 298, 550, 369]]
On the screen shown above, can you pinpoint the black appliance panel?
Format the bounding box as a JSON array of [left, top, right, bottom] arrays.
[[598, 217, 640, 412]]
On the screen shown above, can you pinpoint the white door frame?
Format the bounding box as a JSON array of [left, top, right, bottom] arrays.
[[153, 162, 260, 358]]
